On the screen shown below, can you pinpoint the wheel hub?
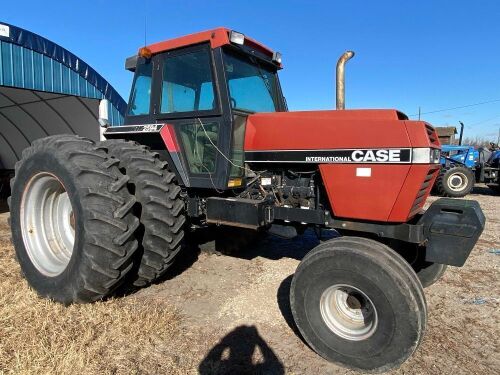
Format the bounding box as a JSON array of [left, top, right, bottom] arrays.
[[20, 172, 75, 276], [320, 284, 378, 341], [448, 171, 468, 191]]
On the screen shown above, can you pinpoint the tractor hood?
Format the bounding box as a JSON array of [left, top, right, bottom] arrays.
[[244, 109, 439, 154], [243, 109, 441, 223]]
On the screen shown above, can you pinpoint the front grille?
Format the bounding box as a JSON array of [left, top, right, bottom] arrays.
[[425, 124, 440, 146], [410, 167, 439, 216]]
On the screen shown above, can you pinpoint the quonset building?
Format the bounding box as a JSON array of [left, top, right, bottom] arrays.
[[0, 22, 126, 193]]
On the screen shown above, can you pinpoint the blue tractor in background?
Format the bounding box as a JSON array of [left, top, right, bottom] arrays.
[[434, 122, 500, 197], [476, 143, 500, 193]]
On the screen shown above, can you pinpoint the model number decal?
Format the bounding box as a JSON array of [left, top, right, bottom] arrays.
[[142, 124, 159, 132], [104, 124, 164, 134]]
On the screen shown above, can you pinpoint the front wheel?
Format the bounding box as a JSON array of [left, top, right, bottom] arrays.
[[290, 237, 427, 372]]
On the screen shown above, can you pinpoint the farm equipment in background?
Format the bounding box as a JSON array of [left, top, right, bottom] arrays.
[[434, 143, 477, 197], [434, 122, 500, 196], [7, 28, 485, 372], [477, 142, 500, 193]]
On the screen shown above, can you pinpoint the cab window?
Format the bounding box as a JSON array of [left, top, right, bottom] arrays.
[[127, 62, 152, 116], [160, 49, 216, 114], [178, 121, 219, 174], [223, 51, 279, 113]]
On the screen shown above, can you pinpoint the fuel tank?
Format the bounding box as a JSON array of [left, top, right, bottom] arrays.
[[244, 109, 440, 222]]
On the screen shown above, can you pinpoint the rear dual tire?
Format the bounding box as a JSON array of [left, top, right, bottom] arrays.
[[9, 135, 140, 304], [99, 140, 186, 287], [290, 237, 427, 372]]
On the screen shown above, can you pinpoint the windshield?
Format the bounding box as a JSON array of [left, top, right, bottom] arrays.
[[223, 51, 280, 113]]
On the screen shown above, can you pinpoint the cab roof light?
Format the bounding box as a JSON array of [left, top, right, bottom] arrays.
[[272, 51, 282, 64], [229, 30, 245, 45]]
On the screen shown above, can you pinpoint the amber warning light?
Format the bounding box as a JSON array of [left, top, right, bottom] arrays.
[[139, 47, 152, 59]]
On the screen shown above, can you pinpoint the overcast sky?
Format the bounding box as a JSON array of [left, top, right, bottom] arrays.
[[2, 0, 499, 140]]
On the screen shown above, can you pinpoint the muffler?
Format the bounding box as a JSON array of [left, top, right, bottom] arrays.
[[336, 51, 355, 110]]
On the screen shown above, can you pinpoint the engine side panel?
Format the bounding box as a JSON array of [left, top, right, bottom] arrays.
[[388, 165, 439, 221], [319, 164, 410, 221], [244, 110, 438, 223]]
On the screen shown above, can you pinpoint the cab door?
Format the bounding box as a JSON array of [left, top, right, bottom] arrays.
[[150, 43, 235, 189]]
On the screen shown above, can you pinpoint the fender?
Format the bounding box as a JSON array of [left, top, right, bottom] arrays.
[[104, 124, 189, 186]]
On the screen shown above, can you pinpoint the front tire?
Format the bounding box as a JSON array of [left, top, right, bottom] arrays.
[[9, 135, 139, 304], [290, 237, 427, 372], [435, 165, 474, 197]]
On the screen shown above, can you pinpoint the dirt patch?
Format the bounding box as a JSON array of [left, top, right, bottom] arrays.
[[0, 186, 499, 374]]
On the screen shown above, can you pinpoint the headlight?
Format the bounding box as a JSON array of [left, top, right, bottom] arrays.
[[412, 148, 441, 164]]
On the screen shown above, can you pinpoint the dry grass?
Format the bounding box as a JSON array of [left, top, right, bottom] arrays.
[[0, 220, 186, 375]]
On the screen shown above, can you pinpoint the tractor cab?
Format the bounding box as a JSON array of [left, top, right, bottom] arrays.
[[112, 28, 286, 190]]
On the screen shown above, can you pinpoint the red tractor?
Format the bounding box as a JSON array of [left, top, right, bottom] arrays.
[[9, 28, 485, 372]]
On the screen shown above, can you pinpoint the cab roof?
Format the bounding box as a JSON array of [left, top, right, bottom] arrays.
[[144, 27, 275, 58]]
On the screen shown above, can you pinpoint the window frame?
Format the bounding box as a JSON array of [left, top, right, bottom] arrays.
[[222, 47, 286, 114], [154, 43, 222, 121], [125, 58, 154, 124]]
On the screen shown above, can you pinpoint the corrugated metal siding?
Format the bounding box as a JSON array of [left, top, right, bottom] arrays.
[[0, 41, 124, 125]]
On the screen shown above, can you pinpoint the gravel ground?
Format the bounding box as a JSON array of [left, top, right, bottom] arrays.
[[0, 185, 498, 374], [135, 185, 500, 374]]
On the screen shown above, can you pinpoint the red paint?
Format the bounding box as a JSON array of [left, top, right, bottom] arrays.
[[405, 120, 441, 148], [160, 124, 179, 152], [244, 109, 439, 222], [320, 164, 411, 221], [145, 27, 276, 58], [245, 110, 413, 151], [388, 165, 439, 221]]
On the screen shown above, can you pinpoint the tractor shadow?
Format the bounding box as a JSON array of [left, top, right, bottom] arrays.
[[276, 274, 306, 342], [198, 325, 284, 375], [472, 184, 498, 196], [0, 199, 9, 214], [211, 227, 339, 261]]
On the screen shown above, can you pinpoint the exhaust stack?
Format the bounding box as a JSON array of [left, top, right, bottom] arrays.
[[458, 121, 464, 146], [336, 51, 355, 110]]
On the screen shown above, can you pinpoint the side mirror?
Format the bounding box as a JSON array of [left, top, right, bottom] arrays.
[[98, 99, 110, 128], [98, 99, 110, 141]]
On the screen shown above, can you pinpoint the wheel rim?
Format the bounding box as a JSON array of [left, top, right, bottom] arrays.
[[20, 172, 75, 276], [319, 284, 378, 341], [448, 171, 468, 192]]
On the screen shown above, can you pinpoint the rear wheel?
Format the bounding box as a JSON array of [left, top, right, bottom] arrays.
[[290, 237, 426, 372], [435, 165, 474, 197], [100, 140, 186, 287], [9, 135, 139, 304]]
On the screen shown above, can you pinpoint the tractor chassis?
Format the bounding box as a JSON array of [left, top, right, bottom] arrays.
[[205, 196, 485, 267]]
